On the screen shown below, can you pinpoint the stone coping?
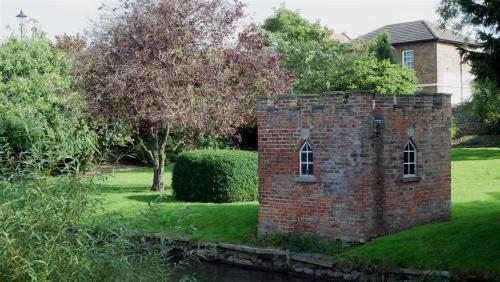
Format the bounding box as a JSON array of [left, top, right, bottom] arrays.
[[140, 234, 469, 281], [256, 91, 452, 101]]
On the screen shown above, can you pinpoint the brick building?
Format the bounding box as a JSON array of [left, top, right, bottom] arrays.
[[359, 20, 478, 105], [257, 92, 451, 242]]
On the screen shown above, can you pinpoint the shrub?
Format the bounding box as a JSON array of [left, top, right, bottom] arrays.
[[0, 33, 97, 175], [172, 150, 258, 203]]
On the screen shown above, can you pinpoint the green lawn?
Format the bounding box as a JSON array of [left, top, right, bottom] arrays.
[[338, 147, 500, 276], [94, 167, 258, 242], [95, 147, 500, 275]]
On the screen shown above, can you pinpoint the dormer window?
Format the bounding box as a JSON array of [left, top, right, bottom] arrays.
[[403, 140, 417, 176], [402, 50, 414, 70], [300, 142, 313, 176]]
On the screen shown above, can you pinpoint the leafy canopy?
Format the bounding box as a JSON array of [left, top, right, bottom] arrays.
[[262, 8, 418, 94], [368, 32, 396, 63], [77, 0, 292, 191], [0, 33, 96, 175]]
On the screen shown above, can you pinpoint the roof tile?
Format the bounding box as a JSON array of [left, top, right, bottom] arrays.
[[358, 20, 477, 46]]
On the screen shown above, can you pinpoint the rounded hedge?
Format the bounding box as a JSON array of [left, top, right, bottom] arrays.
[[172, 150, 258, 203]]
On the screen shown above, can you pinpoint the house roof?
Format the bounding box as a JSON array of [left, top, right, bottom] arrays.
[[331, 32, 351, 43], [358, 20, 478, 47]]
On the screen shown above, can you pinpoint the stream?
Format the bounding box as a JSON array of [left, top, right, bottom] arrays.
[[169, 261, 316, 282]]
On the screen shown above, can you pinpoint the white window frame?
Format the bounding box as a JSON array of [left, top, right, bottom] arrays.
[[403, 140, 417, 177], [299, 142, 314, 176], [402, 50, 414, 70]]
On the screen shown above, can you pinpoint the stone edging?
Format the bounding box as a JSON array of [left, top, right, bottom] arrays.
[[146, 236, 468, 282]]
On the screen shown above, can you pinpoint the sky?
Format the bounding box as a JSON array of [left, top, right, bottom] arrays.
[[0, 0, 442, 41]]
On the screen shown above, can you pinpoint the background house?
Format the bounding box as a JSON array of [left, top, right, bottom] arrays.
[[359, 20, 478, 104], [331, 31, 351, 43]]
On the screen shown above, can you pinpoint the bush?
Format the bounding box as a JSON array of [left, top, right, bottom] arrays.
[[0, 33, 97, 175], [172, 150, 258, 203]]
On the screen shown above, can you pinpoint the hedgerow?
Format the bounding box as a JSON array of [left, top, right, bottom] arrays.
[[172, 150, 258, 203]]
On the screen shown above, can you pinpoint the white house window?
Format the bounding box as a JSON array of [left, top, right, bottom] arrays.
[[300, 143, 313, 176], [403, 140, 417, 176], [402, 50, 414, 70]]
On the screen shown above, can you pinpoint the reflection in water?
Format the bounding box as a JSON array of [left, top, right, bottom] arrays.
[[170, 261, 315, 282]]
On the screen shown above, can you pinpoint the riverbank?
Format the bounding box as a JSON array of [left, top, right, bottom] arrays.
[[94, 147, 500, 279], [148, 235, 478, 281]]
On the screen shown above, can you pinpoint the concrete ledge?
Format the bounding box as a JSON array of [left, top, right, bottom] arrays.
[[291, 252, 333, 268], [294, 176, 317, 183], [399, 176, 422, 183]]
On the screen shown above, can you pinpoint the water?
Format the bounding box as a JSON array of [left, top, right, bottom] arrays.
[[170, 261, 315, 282]]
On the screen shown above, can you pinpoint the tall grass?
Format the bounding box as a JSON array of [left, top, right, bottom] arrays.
[[0, 138, 196, 281], [0, 176, 182, 281]]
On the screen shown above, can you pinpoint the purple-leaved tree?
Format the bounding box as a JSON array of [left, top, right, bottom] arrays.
[[77, 0, 292, 191]]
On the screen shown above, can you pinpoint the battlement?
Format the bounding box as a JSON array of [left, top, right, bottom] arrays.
[[257, 92, 452, 112]]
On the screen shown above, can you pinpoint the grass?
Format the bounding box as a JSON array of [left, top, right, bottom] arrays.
[[94, 167, 257, 243], [337, 147, 500, 276], [95, 147, 500, 275]]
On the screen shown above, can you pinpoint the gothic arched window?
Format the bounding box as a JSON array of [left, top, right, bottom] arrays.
[[403, 140, 417, 176], [300, 142, 314, 176]]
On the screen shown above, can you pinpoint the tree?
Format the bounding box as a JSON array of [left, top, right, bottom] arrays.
[[438, 0, 500, 134], [55, 33, 86, 55], [77, 0, 292, 191], [262, 8, 418, 94], [471, 81, 500, 133], [0, 32, 96, 176], [369, 32, 396, 63], [437, 0, 500, 87]]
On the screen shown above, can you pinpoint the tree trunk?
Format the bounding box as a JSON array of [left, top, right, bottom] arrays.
[[151, 151, 165, 192], [147, 127, 169, 192]]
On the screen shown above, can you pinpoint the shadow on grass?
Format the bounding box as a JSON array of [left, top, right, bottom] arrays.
[[487, 192, 500, 201], [93, 184, 151, 194], [127, 194, 177, 204], [451, 148, 500, 161]]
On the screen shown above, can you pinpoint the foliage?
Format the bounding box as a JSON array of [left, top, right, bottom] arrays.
[[452, 134, 500, 147], [0, 176, 182, 281], [130, 130, 226, 165], [262, 7, 419, 94], [368, 32, 396, 63], [451, 124, 458, 139], [333, 54, 418, 94], [471, 81, 500, 134], [451, 81, 500, 137], [438, 0, 500, 88], [0, 33, 97, 175], [77, 0, 291, 191], [55, 33, 86, 55], [172, 150, 258, 203], [255, 234, 345, 256]]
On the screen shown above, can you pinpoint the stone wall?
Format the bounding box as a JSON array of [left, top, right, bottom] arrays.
[[257, 92, 452, 242], [163, 237, 459, 281]]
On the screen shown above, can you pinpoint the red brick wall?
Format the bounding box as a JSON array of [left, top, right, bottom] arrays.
[[257, 92, 451, 242]]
